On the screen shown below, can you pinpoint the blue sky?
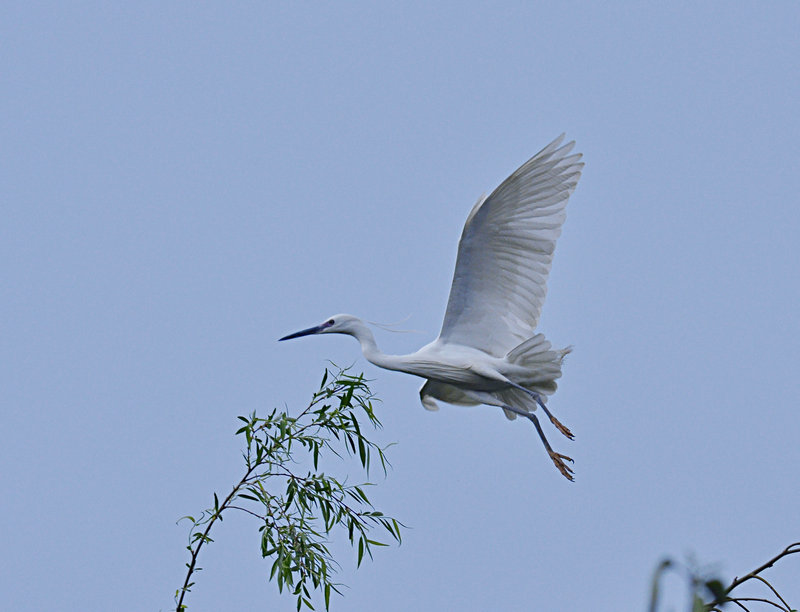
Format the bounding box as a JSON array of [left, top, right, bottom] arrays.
[[2, 2, 798, 610]]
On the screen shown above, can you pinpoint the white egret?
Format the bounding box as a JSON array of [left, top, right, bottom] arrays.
[[280, 134, 583, 480]]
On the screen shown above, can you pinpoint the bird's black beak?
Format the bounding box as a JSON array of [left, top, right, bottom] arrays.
[[279, 324, 324, 341]]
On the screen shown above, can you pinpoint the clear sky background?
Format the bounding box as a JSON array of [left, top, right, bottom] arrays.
[[2, 3, 799, 611]]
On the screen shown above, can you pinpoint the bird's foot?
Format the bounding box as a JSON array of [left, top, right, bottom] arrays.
[[529, 391, 575, 441], [549, 450, 574, 481], [548, 414, 575, 440]]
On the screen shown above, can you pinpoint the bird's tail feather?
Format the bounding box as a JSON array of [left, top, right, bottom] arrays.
[[502, 334, 571, 420]]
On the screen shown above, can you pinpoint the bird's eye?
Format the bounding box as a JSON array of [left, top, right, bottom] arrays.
[[327, 319, 335, 325]]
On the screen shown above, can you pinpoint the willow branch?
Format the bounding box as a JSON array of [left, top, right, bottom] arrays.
[[175, 464, 257, 610]]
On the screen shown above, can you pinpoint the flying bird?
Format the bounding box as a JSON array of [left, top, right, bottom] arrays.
[[280, 135, 583, 480]]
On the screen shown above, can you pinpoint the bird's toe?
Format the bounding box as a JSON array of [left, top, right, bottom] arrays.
[[550, 416, 575, 440], [549, 450, 575, 481]]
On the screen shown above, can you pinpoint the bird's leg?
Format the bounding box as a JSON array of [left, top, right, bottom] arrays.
[[502, 405, 574, 481], [537, 400, 574, 441], [507, 382, 574, 440]]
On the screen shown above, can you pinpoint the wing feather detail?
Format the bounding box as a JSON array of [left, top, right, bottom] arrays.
[[438, 134, 583, 356]]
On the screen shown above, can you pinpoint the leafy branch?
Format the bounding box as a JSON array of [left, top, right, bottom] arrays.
[[175, 367, 403, 611], [649, 542, 800, 612]]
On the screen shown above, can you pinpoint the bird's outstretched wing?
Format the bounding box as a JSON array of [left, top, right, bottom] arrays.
[[438, 134, 583, 356]]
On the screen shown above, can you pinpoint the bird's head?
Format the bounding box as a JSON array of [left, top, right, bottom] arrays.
[[279, 314, 364, 341]]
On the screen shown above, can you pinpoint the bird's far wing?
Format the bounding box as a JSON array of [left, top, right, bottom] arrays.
[[419, 379, 480, 411], [438, 134, 583, 356]]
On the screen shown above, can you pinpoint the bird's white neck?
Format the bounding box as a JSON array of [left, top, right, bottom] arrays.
[[347, 321, 405, 372]]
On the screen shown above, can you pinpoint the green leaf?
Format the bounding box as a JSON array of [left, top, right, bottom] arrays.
[[358, 437, 367, 469], [366, 539, 388, 547], [704, 578, 726, 602], [349, 412, 361, 435], [392, 519, 402, 542]]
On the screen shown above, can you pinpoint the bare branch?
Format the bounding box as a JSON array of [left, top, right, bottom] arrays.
[[726, 543, 800, 595]]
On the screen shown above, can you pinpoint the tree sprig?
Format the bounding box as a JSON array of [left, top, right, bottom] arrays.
[[175, 366, 403, 611], [649, 542, 800, 612]]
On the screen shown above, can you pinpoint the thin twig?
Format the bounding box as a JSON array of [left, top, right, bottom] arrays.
[[227, 505, 267, 521], [703, 542, 800, 612], [749, 574, 792, 610], [727, 543, 800, 594], [723, 596, 790, 611], [175, 465, 256, 610]]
